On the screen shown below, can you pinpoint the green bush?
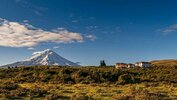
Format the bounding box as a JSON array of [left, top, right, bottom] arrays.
[[118, 74, 135, 85]]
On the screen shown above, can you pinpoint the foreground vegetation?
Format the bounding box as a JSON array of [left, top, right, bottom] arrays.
[[1, 64, 177, 99]]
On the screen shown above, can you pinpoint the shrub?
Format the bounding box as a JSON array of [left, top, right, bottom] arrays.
[[118, 74, 135, 85]]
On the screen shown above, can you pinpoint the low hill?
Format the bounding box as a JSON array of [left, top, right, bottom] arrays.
[[151, 59, 177, 66]]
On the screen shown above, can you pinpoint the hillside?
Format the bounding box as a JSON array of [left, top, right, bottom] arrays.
[[151, 59, 177, 66]]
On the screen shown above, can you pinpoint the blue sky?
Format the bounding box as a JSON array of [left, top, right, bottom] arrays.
[[1, 0, 177, 66]]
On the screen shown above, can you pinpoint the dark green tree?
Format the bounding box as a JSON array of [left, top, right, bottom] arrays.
[[100, 60, 106, 67], [102, 60, 106, 66], [100, 60, 102, 66]]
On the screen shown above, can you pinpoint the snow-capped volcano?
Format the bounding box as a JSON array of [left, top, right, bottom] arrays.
[[1, 49, 79, 67]]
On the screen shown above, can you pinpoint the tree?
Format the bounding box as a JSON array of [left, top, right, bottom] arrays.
[[100, 60, 103, 67], [100, 60, 106, 67], [102, 60, 106, 66]]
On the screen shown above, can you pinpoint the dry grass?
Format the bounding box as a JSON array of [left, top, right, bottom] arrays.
[[16, 82, 177, 100], [151, 59, 177, 66]]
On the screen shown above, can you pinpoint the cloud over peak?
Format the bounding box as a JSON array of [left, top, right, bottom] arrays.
[[0, 18, 84, 47]]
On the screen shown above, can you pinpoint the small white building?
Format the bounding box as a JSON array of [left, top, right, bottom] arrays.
[[115, 63, 127, 69], [127, 63, 135, 68], [135, 62, 151, 67]]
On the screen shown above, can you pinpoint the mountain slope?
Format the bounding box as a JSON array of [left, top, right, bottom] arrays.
[[1, 49, 79, 67], [151, 59, 177, 66]]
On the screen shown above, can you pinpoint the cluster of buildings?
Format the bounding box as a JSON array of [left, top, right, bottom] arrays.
[[115, 62, 151, 69]]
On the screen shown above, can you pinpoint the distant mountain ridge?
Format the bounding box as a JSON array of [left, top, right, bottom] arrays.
[[1, 49, 79, 67]]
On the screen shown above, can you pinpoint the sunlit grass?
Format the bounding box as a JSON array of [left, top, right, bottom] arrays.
[[17, 82, 177, 99]]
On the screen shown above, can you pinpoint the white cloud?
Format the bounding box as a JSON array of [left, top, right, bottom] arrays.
[[161, 24, 177, 34], [23, 20, 29, 23], [85, 35, 97, 41], [53, 46, 60, 49], [163, 29, 176, 33], [32, 50, 43, 55], [27, 47, 35, 50], [0, 18, 83, 47], [52, 27, 66, 32]]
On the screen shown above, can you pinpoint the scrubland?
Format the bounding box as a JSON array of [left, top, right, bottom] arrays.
[[1, 64, 177, 99]]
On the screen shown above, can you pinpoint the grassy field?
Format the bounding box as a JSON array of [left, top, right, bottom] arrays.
[[1, 82, 177, 99], [20, 82, 177, 100], [1, 64, 177, 99]]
